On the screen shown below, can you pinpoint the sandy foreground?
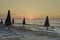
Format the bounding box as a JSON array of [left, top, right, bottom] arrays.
[[0, 25, 60, 40]]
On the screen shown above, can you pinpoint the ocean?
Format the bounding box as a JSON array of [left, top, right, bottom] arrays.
[[0, 19, 60, 40], [15, 19, 60, 26]]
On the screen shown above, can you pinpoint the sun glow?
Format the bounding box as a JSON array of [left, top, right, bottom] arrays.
[[26, 16, 35, 20]]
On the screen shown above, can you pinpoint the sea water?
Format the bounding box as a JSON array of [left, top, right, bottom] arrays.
[[0, 19, 60, 40]]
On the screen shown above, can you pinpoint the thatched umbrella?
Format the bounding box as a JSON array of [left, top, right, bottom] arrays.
[[12, 18, 14, 24], [0, 19, 3, 24], [5, 10, 11, 26], [44, 16, 50, 30], [22, 18, 26, 25]]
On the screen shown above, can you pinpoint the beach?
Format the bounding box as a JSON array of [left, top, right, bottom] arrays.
[[0, 20, 60, 40]]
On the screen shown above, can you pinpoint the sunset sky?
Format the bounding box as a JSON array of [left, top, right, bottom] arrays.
[[0, 0, 60, 19]]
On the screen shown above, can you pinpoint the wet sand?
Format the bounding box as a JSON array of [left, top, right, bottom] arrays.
[[0, 25, 60, 40]]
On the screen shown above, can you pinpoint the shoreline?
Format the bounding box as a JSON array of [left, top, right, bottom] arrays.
[[0, 24, 60, 40]]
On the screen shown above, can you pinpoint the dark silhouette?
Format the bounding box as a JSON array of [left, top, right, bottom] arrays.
[[44, 16, 50, 30], [0, 19, 3, 24], [22, 18, 26, 25], [12, 18, 14, 24], [5, 10, 11, 26]]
